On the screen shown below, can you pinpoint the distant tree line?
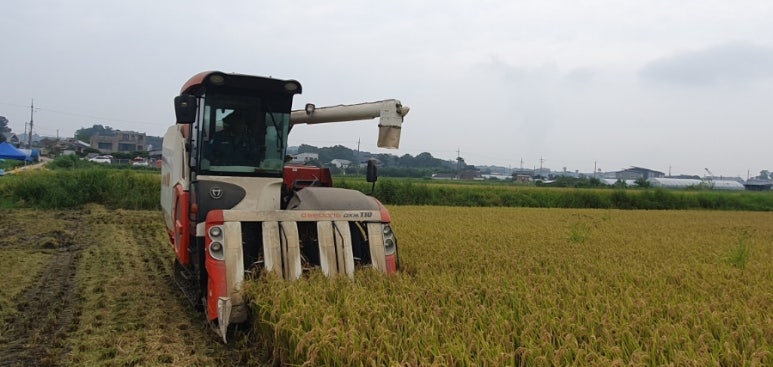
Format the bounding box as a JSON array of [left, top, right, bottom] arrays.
[[295, 144, 471, 177], [6, 157, 773, 211], [71, 125, 470, 178], [71, 125, 462, 173]]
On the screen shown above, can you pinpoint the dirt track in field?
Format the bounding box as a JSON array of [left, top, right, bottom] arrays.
[[0, 207, 269, 367], [0, 228, 81, 367]]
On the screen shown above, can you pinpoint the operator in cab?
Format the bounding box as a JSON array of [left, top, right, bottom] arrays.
[[208, 109, 262, 166]]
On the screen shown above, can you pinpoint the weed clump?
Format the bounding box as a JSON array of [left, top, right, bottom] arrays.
[[726, 231, 751, 269]]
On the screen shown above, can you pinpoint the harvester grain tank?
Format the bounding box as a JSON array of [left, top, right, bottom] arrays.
[[160, 71, 409, 341]]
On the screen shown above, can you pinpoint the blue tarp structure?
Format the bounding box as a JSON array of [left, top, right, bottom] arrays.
[[0, 142, 27, 160], [18, 148, 40, 162]]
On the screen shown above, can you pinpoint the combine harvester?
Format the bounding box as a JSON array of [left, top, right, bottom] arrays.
[[160, 71, 409, 341]]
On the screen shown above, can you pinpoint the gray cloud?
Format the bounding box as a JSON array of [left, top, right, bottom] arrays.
[[3, 1, 773, 176], [639, 41, 773, 86]]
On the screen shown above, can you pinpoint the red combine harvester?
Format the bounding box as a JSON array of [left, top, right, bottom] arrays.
[[160, 71, 409, 341]]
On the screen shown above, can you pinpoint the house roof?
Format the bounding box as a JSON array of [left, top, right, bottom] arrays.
[[621, 166, 665, 175]]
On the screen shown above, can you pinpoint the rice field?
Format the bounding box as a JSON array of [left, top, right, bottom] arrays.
[[1, 205, 771, 366], [244, 206, 773, 366]]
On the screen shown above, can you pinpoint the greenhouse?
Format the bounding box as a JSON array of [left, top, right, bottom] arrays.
[[647, 177, 745, 190], [709, 180, 746, 190]]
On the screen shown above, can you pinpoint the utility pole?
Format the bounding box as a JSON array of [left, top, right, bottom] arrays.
[[27, 99, 34, 149], [456, 148, 462, 179], [355, 138, 361, 176]]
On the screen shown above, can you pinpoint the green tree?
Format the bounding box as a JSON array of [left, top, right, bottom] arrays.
[[0, 116, 10, 143], [292, 144, 458, 176], [74, 124, 115, 142], [370, 153, 399, 167], [297, 144, 319, 154], [397, 154, 414, 166], [323, 145, 356, 161], [634, 177, 651, 188], [413, 152, 443, 168], [0, 116, 9, 131]]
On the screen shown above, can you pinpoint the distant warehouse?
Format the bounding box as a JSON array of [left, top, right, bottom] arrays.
[[743, 181, 773, 191]]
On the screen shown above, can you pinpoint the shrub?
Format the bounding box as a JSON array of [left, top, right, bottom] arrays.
[[1, 169, 159, 210]]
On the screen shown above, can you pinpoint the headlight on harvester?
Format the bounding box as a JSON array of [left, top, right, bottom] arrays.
[[383, 224, 393, 237], [209, 226, 223, 238], [384, 238, 396, 255], [208, 225, 225, 260], [382, 224, 397, 255], [209, 241, 225, 260]]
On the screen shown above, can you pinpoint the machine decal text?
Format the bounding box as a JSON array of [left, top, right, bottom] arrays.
[[300, 212, 373, 219]]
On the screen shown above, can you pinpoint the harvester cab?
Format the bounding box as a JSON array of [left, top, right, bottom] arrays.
[[160, 71, 409, 341]]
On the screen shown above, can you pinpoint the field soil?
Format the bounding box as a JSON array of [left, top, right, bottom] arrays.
[[0, 205, 268, 367]]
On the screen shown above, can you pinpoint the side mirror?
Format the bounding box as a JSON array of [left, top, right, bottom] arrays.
[[174, 94, 197, 124], [366, 159, 378, 183]]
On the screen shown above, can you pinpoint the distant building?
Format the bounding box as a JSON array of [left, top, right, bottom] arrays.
[[15, 133, 43, 147], [602, 179, 639, 186], [647, 177, 745, 191], [329, 159, 351, 169], [289, 152, 318, 165], [358, 157, 382, 168], [45, 138, 91, 154], [533, 167, 551, 178], [615, 166, 665, 180], [90, 130, 147, 153], [710, 180, 746, 190], [744, 180, 773, 191], [668, 174, 702, 180], [431, 173, 456, 180], [648, 178, 703, 189], [481, 174, 512, 180], [514, 174, 531, 183], [511, 168, 534, 177], [459, 169, 482, 180], [1, 132, 20, 146]]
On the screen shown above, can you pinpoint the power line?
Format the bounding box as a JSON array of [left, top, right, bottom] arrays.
[[0, 100, 159, 126]]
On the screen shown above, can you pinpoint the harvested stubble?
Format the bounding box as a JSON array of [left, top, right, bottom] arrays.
[[244, 207, 773, 366]]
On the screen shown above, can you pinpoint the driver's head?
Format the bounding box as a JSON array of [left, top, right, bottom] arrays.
[[223, 110, 247, 132]]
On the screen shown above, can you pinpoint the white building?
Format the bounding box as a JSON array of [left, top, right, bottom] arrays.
[[289, 152, 318, 164], [329, 159, 351, 169]]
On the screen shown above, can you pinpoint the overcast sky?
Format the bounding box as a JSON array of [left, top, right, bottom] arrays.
[[2, 1, 772, 177]]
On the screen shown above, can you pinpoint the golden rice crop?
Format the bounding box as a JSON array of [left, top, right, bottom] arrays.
[[244, 207, 773, 366]]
